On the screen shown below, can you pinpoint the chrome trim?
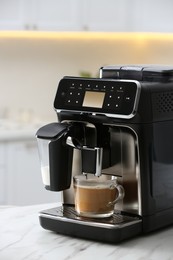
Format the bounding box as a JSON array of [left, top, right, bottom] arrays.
[[95, 147, 103, 177], [103, 123, 142, 216], [55, 80, 141, 119], [60, 122, 142, 216], [66, 136, 76, 148]]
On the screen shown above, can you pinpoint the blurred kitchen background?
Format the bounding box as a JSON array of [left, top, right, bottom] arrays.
[[1, 0, 173, 206]]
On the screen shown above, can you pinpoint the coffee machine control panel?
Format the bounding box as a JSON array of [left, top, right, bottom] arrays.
[[54, 77, 141, 118]]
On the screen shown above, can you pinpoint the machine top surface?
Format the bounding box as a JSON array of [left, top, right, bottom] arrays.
[[54, 77, 141, 119], [100, 65, 173, 82]]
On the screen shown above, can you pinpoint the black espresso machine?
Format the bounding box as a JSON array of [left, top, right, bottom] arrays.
[[36, 65, 173, 243]]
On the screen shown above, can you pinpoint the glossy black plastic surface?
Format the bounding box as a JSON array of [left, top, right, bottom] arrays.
[[54, 77, 139, 117], [39, 206, 142, 243]]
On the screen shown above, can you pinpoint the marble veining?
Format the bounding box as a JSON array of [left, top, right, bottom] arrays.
[[0, 203, 173, 260]]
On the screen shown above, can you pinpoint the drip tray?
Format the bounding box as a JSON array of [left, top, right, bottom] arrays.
[[39, 206, 142, 243]]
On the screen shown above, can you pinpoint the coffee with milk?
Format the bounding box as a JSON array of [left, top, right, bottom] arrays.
[[73, 175, 124, 218]]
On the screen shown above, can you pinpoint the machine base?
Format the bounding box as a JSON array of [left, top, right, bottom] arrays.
[[39, 206, 142, 243]]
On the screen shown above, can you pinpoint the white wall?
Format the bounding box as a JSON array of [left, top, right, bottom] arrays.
[[1, 32, 173, 122]]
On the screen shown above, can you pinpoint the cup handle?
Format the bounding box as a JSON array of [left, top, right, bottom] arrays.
[[107, 184, 125, 207]]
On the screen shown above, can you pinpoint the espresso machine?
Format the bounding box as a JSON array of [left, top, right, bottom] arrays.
[[36, 65, 173, 243]]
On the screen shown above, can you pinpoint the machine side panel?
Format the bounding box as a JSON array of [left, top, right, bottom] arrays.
[[152, 121, 173, 211]]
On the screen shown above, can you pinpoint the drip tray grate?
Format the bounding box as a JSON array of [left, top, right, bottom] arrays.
[[41, 206, 141, 227]]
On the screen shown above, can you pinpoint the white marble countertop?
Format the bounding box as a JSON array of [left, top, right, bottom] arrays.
[[0, 203, 173, 260]]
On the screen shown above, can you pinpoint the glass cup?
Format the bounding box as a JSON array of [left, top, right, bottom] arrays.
[[73, 174, 124, 218]]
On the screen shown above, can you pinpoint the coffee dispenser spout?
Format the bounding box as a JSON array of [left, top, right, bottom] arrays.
[[82, 146, 103, 177], [95, 147, 103, 177]]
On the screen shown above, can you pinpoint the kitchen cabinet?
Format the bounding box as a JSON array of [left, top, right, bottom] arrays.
[[0, 0, 82, 31], [82, 0, 173, 32], [132, 0, 173, 33], [0, 0, 28, 30], [81, 0, 133, 32], [0, 0, 173, 32], [33, 0, 82, 31], [1, 138, 60, 206], [0, 0, 131, 32]]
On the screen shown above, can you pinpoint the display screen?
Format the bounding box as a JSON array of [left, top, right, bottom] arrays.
[[82, 91, 105, 108]]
